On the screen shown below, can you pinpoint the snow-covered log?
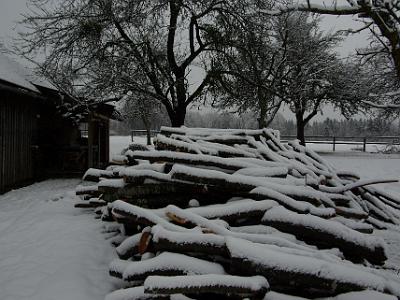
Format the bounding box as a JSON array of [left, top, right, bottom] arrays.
[[262, 206, 386, 265], [185, 199, 278, 224], [143, 274, 269, 297], [127, 150, 282, 172], [120, 252, 226, 282], [75, 127, 400, 299], [105, 286, 169, 300], [263, 291, 396, 300], [151, 225, 228, 256], [75, 184, 100, 196], [226, 237, 396, 297], [82, 168, 116, 182]]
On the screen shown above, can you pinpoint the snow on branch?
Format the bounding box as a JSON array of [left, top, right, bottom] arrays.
[[261, 1, 362, 16]]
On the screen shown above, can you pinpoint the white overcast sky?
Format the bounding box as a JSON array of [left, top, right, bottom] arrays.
[[0, 0, 371, 120], [0, 0, 29, 47]]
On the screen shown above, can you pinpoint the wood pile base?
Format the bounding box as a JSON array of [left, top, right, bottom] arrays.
[[76, 126, 400, 300]]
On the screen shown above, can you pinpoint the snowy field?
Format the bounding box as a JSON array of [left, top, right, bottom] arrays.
[[324, 155, 400, 268], [1, 136, 400, 299], [110, 135, 146, 158], [325, 155, 400, 195]]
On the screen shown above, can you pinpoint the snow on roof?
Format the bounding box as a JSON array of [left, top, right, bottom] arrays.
[[0, 53, 56, 92]]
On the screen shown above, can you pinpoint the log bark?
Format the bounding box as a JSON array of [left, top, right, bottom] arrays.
[[144, 275, 269, 299], [128, 151, 252, 171], [186, 200, 277, 225], [74, 202, 97, 208], [151, 226, 228, 257], [262, 211, 386, 265], [75, 187, 101, 197], [83, 168, 116, 182], [229, 256, 369, 298], [226, 237, 386, 298], [335, 207, 368, 220], [172, 170, 254, 193]]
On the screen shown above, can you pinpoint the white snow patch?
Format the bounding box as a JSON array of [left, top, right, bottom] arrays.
[[0, 179, 117, 300], [122, 252, 226, 280]]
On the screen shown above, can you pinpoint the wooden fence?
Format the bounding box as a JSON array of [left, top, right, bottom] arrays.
[[130, 130, 160, 141], [130, 130, 399, 152], [281, 135, 400, 152]]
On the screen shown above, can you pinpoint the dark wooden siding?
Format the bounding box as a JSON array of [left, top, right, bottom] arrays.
[[0, 85, 114, 193], [0, 91, 37, 193]]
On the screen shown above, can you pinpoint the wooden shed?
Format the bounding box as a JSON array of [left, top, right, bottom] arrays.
[[0, 54, 117, 194]]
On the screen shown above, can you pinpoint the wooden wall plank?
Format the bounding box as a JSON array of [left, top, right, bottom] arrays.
[[0, 91, 37, 193]]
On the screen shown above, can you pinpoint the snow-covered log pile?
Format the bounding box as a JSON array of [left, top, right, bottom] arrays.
[[76, 127, 400, 300]]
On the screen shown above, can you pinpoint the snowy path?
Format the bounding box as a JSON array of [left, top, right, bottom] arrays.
[[0, 179, 117, 300]]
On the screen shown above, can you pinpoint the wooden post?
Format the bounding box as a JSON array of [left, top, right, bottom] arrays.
[[98, 123, 102, 167], [88, 113, 94, 168], [363, 137, 367, 152], [333, 136, 336, 152], [105, 119, 110, 165]]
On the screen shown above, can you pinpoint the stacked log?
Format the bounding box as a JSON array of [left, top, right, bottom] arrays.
[[75, 127, 400, 300]]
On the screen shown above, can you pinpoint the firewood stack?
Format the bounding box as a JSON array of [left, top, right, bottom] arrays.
[[76, 127, 400, 300]]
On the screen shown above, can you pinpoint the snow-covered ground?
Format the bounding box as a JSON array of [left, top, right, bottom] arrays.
[[110, 135, 147, 158], [324, 154, 400, 195], [323, 154, 400, 269], [0, 180, 119, 300]]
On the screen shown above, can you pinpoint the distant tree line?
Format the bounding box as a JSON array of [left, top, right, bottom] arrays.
[[111, 111, 400, 139], [277, 118, 400, 137]]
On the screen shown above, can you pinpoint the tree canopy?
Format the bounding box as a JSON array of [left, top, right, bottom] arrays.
[[17, 0, 257, 126]]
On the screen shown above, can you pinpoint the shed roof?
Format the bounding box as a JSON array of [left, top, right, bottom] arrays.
[[0, 53, 55, 93], [0, 53, 120, 120]]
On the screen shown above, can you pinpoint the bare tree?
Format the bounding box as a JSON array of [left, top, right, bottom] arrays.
[[210, 5, 287, 128], [275, 13, 365, 145], [16, 0, 254, 127], [357, 50, 400, 118], [265, 1, 400, 80], [122, 93, 163, 145]]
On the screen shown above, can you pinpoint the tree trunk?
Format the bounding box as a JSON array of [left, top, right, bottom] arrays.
[[146, 129, 151, 146], [140, 114, 152, 145], [257, 94, 267, 129], [296, 113, 306, 146], [258, 111, 267, 129], [170, 105, 187, 127], [392, 48, 400, 80]]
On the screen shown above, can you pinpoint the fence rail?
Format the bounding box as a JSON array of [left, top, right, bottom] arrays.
[[281, 135, 400, 152], [129, 130, 400, 152], [130, 130, 160, 142]]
